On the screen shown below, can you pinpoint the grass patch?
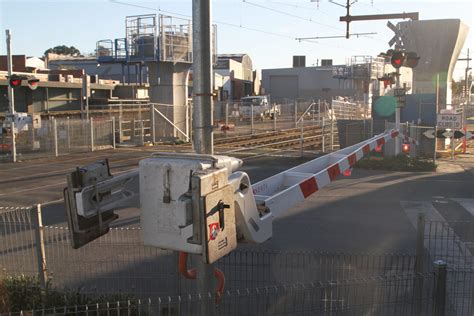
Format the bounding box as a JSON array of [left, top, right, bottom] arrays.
[[355, 155, 437, 172]]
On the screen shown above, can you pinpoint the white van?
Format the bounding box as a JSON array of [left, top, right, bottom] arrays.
[[239, 96, 280, 120]]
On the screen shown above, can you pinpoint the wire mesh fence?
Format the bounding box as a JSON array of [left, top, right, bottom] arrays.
[[2, 274, 440, 316], [0, 206, 473, 315], [0, 118, 114, 162], [422, 220, 474, 270]]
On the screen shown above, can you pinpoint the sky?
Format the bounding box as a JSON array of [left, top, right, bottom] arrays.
[[0, 0, 473, 80]]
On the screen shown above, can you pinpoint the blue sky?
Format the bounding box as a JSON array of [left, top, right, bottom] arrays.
[[1, 0, 472, 80]]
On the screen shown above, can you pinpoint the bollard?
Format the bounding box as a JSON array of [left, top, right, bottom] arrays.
[[433, 260, 447, 316]]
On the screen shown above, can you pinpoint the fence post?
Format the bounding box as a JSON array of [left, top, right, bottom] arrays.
[[90, 118, 94, 152], [140, 120, 144, 146], [118, 115, 123, 143], [225, 101, 229, 137], [150, 104, 156, 144], [318, 99, 321, 125], [11, 121, 17, 162], [322, 118, 325, 153], [433, 260, 447, 316], [66, 117, 71, 149], [294, 100, 298, 128], [32, 204, 47, 289], [187, 102, 191, 142], [330, 119, 334, 150], [300, 118, 304, 157], [53, 118, 58, 157], [251, 103, 254, 134], [132, 119, 136, 143], [415, 213, 426, 272], [119, 104, 123, 143], [415, 213, 426, 315], [111, 116, 116, 149], [273, 103, 277, 131]]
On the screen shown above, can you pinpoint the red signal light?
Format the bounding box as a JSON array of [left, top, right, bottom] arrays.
[[343, 168, 352, 177], [11, 79, 21, 87], [9, 74, 24, 89], [391, 51, 405, 69], [27, 78, 40, 90], [402, 143, 410, 154]]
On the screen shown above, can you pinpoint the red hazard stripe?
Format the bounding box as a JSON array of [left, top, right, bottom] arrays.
[[362, 144, 370, 154], [391, 131, 399, 138], [376, 138, 385, 146], [348, 153, 357, 167], [299, 177, 318, 198], [327, 164, 341, 181]]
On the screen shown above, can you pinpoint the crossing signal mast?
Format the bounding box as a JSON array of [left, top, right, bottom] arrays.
[[332, 0, 419, 39]]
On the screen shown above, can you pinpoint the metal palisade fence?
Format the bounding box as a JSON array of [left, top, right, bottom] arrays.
[[0, 205, 473, 315]]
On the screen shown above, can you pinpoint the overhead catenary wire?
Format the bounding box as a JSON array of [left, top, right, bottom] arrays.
[[109, 0, 307, 41], [243, 0, 342, 31], [109, 0, 381, 56]]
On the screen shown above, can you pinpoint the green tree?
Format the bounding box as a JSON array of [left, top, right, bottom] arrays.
[[44, 45, 81, 57]]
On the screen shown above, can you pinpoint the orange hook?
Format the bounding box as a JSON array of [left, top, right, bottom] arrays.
[[178, 251, 225, 304]]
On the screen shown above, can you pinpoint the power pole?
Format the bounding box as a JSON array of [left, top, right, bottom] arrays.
[[458, 49, 471, 102], [6, 30, 15, 114], [193, 0, 213, 155], [192, 0, 215, 314], [6, 29, 17, 163]]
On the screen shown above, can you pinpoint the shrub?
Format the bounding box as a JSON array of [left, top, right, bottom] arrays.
[[355, 155, 436, 172], [1, 275, 136, 313]]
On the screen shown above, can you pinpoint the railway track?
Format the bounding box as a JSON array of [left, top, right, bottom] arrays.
[[161, 124, 339, 151], [215, 124, 338, 149]]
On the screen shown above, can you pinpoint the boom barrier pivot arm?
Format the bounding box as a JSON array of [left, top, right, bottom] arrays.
[[63, 129, 401, 257]]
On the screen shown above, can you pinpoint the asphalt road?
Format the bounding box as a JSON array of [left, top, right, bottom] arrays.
[[1, 146, 473, 253], [0, 147, 473, 304]]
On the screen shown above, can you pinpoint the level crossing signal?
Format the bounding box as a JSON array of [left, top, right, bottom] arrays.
[[8, 74, 40, 90]]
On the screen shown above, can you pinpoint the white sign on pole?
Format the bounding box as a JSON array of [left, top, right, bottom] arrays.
[[437, 114, 462, 129]]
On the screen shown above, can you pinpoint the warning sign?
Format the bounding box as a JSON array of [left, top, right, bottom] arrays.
[[437, 114, 462, 129]]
